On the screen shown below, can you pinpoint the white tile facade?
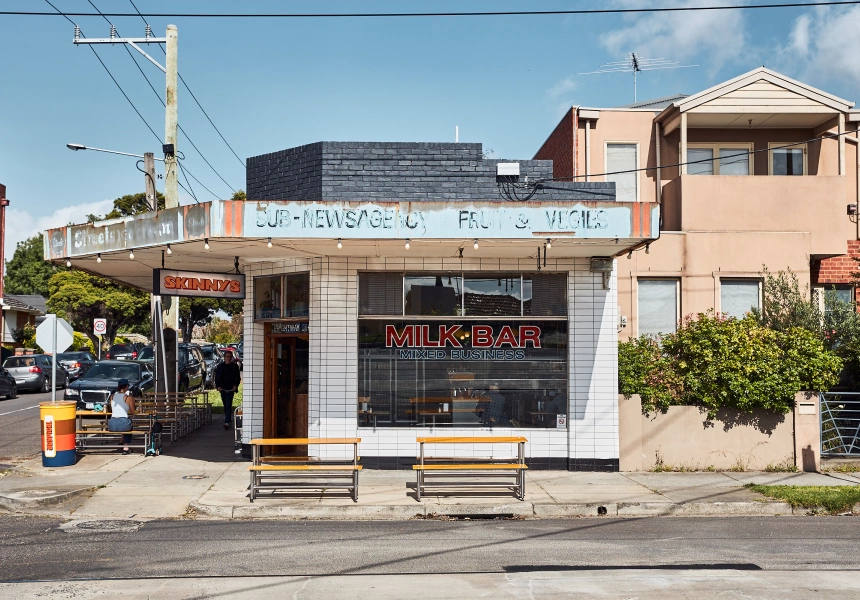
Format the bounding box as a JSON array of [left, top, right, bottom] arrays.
[[242, 256, 619, 466]]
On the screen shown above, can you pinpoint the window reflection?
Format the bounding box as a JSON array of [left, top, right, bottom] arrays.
[[405, 275, 462, 316]]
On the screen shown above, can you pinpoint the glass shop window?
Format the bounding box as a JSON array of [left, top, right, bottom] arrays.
[[254, 275, 282, 320], [284, 273, 310, 318], [405, 275, 463, 316], [359, 273, 403, 316], [358, 320, 568, 429], [463, 274, 522, 316]]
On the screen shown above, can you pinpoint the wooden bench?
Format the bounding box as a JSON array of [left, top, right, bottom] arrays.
[[248, 438, 362, 502], [413, 436, 528, 501]]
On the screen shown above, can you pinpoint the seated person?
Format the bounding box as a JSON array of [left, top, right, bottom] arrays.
[[546, 391, 567, 415]]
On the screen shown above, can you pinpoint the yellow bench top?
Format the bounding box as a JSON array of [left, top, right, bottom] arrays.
[[416, 436, 527, 444], [251, 438, 360, 445], [249, 464, 362, 471], [413, 463, 527, 470]]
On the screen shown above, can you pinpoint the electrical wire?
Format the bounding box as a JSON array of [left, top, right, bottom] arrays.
[[46, 0, 209, 203], [128, 0, 246, 169], [177, 160, 199, 203], [11, 2, 860, 18], [178, 160, 220, 200]]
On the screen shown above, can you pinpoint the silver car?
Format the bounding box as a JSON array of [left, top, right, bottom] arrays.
[[3, 354, 69, 393]]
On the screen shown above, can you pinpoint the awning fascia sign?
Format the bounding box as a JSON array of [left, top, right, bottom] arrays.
[[44, 199, 658, 259], [242, 200, 658, 240], [152, 268, 246, 299]]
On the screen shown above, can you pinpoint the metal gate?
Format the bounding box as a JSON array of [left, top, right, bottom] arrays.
[[821, 392, 860, 456]]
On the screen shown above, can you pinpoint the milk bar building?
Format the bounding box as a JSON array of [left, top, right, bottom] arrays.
[[45, 142, 658, 470]]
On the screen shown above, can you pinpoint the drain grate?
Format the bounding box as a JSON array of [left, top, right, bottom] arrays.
[[182, 475, 209, 480], [61, 519, 144, 533]]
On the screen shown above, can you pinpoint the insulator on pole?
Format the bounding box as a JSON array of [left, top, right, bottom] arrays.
[[145, 24, 152, 38], [110, 24, 117, 39], [74, 25, 81, 40]]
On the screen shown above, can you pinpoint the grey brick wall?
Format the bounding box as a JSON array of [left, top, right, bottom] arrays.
[[246, 142, 613, 202]]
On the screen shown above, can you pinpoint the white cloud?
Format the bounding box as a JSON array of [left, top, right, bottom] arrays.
[[778, 6, 860, 89], [4, 199, 114, 264], [545, 75, 578, 117], [599, 0, 750, 75]]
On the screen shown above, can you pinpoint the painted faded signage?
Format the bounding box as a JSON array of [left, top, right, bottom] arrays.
[[243, 200, 654, 240], [47, 204, 210, 258]]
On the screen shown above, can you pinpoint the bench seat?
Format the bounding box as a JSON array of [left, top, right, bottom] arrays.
[[250, 465, 363, 471], [413, 463, 528, 470]]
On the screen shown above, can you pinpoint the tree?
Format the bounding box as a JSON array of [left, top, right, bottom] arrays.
[[619, 312, 842, 420], [231, 189, 246, 201], [47, 270, 150, 349], [179, 297, 243, 342], [5, 234, 61, 296], [88, 191, 165, 221]]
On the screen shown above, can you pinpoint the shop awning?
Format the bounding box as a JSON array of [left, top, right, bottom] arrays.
[[44, 199, 658, 292]]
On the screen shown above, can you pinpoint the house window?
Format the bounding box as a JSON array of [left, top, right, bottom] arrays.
[[606, 143, 638, 202], [637, 279, 679, 337], [687, 144, 752, 176], [769, 143, 806, 176], [814, 285, 854, 314], [720, 279, 760, 319]]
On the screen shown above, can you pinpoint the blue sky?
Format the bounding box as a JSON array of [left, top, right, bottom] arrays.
[[2, 0, 860, 259]]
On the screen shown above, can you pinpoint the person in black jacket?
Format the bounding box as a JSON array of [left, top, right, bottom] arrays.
[[214, 351, 242, 429]]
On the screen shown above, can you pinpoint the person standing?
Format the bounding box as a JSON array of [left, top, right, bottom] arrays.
[[215, 350, 241, 430], [108, 379, 136, 454]]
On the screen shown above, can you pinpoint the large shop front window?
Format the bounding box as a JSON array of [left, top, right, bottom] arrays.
[[358, 273, 568, 429]]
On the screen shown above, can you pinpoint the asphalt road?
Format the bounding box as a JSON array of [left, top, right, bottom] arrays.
[[1, 516, 859, 582], [0, 389, 55, 461]]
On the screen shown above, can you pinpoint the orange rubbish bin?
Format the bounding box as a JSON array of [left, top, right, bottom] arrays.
[[40, 401, 77, 467]]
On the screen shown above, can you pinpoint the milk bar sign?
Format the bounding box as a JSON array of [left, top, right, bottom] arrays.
[[153, 269, 245, 299]]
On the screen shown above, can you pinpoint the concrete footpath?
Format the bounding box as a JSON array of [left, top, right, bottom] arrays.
[[1, 417, 858, 520]]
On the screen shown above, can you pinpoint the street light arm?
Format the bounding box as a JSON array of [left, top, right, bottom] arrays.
[[65, 144, 164, 161]]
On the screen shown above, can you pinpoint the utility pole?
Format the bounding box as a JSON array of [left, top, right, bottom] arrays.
[[160, 24, 180, 394], [144, 152, 156, 210], [164, 25, 178, 209], [73, 24, 180, 393]]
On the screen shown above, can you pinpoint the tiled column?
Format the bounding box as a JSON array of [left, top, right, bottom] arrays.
[[568, 259, 619, 470]]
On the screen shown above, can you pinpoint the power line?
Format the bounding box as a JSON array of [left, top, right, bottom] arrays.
[[178, 160, 220, 200], [74, 0, 235, 196], [9, 2, 860, 18], [128, 0, 246, 169]]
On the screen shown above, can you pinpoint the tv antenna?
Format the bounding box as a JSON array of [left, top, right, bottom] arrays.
[[579, 53, 698, 103]]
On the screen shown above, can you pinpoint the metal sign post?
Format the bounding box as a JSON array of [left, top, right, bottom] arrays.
[[36, 315, 75, 404]]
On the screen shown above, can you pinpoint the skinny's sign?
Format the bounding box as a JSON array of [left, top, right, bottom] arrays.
[[152, 269, 245, 300]]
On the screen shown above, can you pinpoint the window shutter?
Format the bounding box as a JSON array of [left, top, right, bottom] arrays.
[[359, 273, 403, 315], [529, 274, 567, 316]]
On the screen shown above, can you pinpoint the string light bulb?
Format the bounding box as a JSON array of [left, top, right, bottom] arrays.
[[473, 239, 479, 250], [66, 259, 71, 268], [645, 244, 651, 254], [546, 238, 552, 250], [204, 238, 210, 250], [267, 237, 272, 248], [405, 239, 410, 250], [129, 250, 135, 260], [96, 253, 102, 264], [166, 244, 172, 255], [627, 251, 633, 260], [337, 238, 343, 249]]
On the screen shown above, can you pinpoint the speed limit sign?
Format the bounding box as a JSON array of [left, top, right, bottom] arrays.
[[93, 318, 107, 336]]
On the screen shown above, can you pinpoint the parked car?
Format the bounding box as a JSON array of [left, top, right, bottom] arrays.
[[2, 354, 69, 393], [57, 351, 97, 382], [64, 360, 153, 404], [197, 343, 224, 389], [180, 344, 206, 392], [105, 344, 139, 361], [135, 344, 206, 392], [0, 367, 17, 399]]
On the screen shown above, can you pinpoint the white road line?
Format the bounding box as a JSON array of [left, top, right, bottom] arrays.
[[0, 405, 39, 417]]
